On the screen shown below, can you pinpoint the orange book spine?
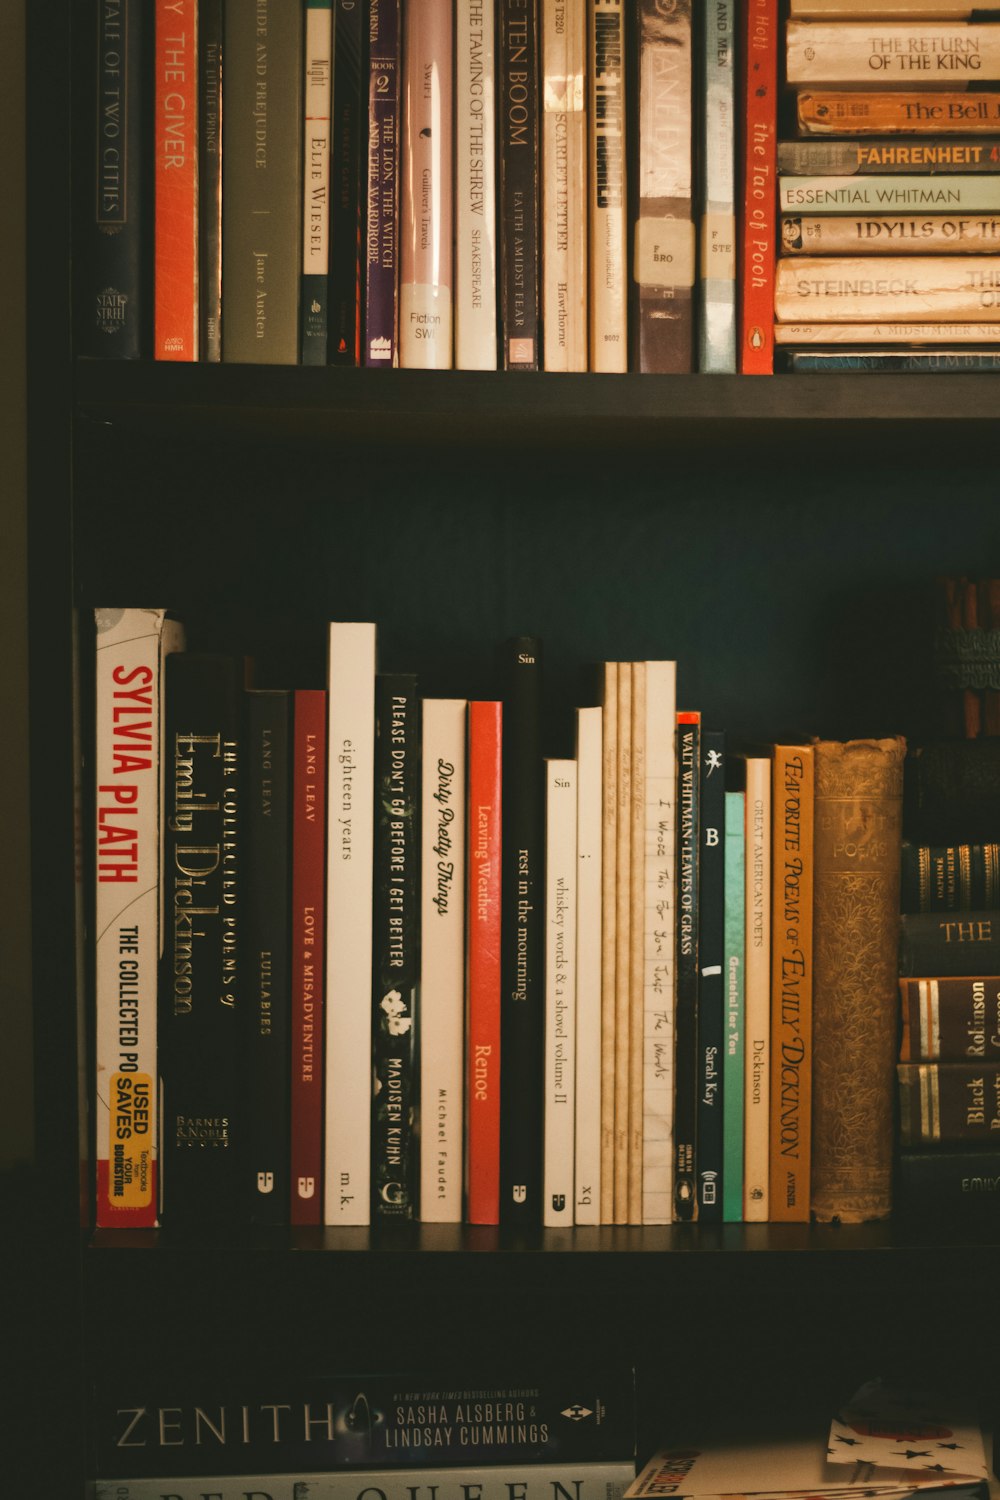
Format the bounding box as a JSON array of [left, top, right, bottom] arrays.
[[739, 0, 778, 374], [155, 0, 198, 360], [466, 701, 503, 1224]]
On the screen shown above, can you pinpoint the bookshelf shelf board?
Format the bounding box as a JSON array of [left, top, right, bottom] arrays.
[[75, 361, 1000, 449]]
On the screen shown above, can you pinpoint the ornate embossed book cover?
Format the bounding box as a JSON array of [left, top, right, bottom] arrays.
[[811, 737, 905, 1224]]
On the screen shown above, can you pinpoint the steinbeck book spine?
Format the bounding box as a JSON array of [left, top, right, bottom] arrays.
[[544, 758, 578, 1227], [775, 254, 1000, 321], [155, 0, 198, 360], [290, 689, 326, 1226], [400, 0, 454, 369], [454, 0, 498, 369], [466, 700, 503, 1224], [300, 0, 333, 365]]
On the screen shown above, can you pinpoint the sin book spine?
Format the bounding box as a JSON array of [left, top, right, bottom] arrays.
[[371, 675, 420, 1219], [631, 0, 695, 373], [575, 705, 603, 1225], [699, 0, 737, 372], [641, 661, 677, 1225], [290, 688, 326, 1226], [723, 786, 746, 1223], [899, 975, 1000, 1062], [454, 0, 498, 369], [222, 0, 303, 363], [673, 711, 700, 1222], [158, 653, 241, 1225], [696, 730, 726, 1223], [739, 0, 778, 374], [768, 744, 814, 1224], [155, 0, 198, 360], [198, 0, 223, 362], [543, 758, 578, 1227], [79, 0, 145, 358], [811, 737, 905, 1224], [499, 0, 541, 368], [300, 0, 333, 365], [420, 700, 468, 1223], [330, 0, 365, 365], [400, 0, 454, 369], [500, 638, 545, 1225], [94, 608, 185, 1227], [542, 0, 587, 371], [590, 0, 628, 372], [466, 700, 503, 1224], [365, 0, 402, 366], [242, 689, 292, 1224]]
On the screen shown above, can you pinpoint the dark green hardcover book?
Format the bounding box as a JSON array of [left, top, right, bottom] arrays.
[[899, 911, 1000, 976], [371, 673, 420, 1218], [896, 1148, 1000, 1213], [696, 730, 726, 1222], [198, 0, 223, 362], [500, 636, 545, 1225], [330, 0, 365, 365], [673, 711, 700, 1222], [222, 0, 303, 363], [242, 688, 292, 1224], [159, 653, 241, 1225], [901, 839, 1000, 913]]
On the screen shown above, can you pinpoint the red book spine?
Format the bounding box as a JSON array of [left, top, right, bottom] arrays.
[[155, 0, 198, 360], [466, 701, 503, 1225], [739, 0, 777, 375], [290, 689, 327, 1225]]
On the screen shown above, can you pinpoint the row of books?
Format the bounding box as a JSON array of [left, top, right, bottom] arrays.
[[776, 6, 1000, 369], [79, 0, 773, 374]]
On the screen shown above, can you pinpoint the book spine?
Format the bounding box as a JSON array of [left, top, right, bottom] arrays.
[[899, 910, 1000, 976], [722, 788, 746, 1223], [364, 0, 402, 366], [498, 0, 541, 368], [780, 213, 1000, 255], [898, 1061, 1000, 1144], [419, 700, 468, 1224], [159, 653, 241, 1224], [899, 975, 1000, 1061], [613, 663, 633, 1222], [768, 744, 814, 1225], [198, 0, 222, 362], [797, 90, 1000, 135], [699, 0, 737, 374], [812, 737, 905, 1224], [895, 1148, 1000, 1213], [599, 662, 618, 1222], [627, 663, 647, 1223], [780, 139, 1000, 176], [696, 730, 726, 1223], [155, 0, 198, 360], [94, 608, 184, 1227], [94, 1462, 639, 1500], [791, 0, 978, 14], [400, 0, 454, 369], [500, 637, 545, 1225], [371, 674, 420, 1219], [787, 22, 1000, 84], [739, 0, 778, 375], [590, 0, 628, 372], [543, 758, 578, 1226], [904, 739, 1000, 845], [901, 840, 1000, 912], [290, 689, 326, 1226], [781, 349, 1000, 370], [454, 0, 498, 369], [80, 0, 145, 357], [776, 318, 1000, 343], [542, 0, 587, 371], [330, 0, 364, 365], [323, 622, 377, 1225], [673, 711, 700, 1222], [776, 254, 1000, 322], [574, 705, 603, 1225], [466, 701, 503, 1224], [641, 661, 677, 1225], [781, 177, 1000, 214], [742, 755, 771, 1221], [631, 0, 695, 374], [222, 0, 304, 363], [301, 0, 333, 366], [243, 689, 292, 1224]]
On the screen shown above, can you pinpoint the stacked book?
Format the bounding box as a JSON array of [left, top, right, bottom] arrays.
[[776, 1, 1000, 371]]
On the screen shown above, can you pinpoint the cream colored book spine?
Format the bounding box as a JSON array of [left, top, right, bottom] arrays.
[[589, 0, 628, 371], [543, 0, 587, 370], [599, 662, 618, 1222], [613, 662, 632, 1222], [574, 705, 603, 1226], [776, 318, 1000, 341], [775, 253, 1000, 320], [641, 661, 677, 1226], [787, 22, 1000, 85], [791, 0, 980, 16], [781, 212, 1000, 254], [627, 662, 646, 1224], [543, 758, 578, 1228]]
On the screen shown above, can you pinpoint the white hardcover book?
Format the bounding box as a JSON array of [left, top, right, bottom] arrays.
[[574, 706, 602, 1225], [420, 699, 467, 1223], [454, 0, 498, 369], [94, 607, 185, 1229], [640, 660, 677, 1225], [324, 621, 377, 1225], [742, 754, 771, 1222], [589, 0, 628, 372], [543, 0, 587, 371], [401, 0, 454, 369], [544, 758, 578, 1227]]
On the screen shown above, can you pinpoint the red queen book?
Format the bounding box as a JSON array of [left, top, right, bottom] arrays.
[[466, 701, 503, 1224]]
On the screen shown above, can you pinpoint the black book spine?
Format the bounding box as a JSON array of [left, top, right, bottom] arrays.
[[500, 636, 544, 1225], [198, 0, 223, 363], [330, 0, 365, 365], [159, 653, 241, 1225], [900, 839, 1000, 914], [372, 673, 421, 1218], [673, 714, 700, 1221], [904, 740, 1000, 845], [899, 911, 1000, 977], [896, 1149, 1000, 1213], [78, 0, 145, 357], [242, 688, 292, 1224], [696, 729, 725, 1222], [498, 0, 540, 370]]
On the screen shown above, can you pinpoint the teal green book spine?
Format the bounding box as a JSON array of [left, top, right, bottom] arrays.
[[723, 788, 746, 1223]]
